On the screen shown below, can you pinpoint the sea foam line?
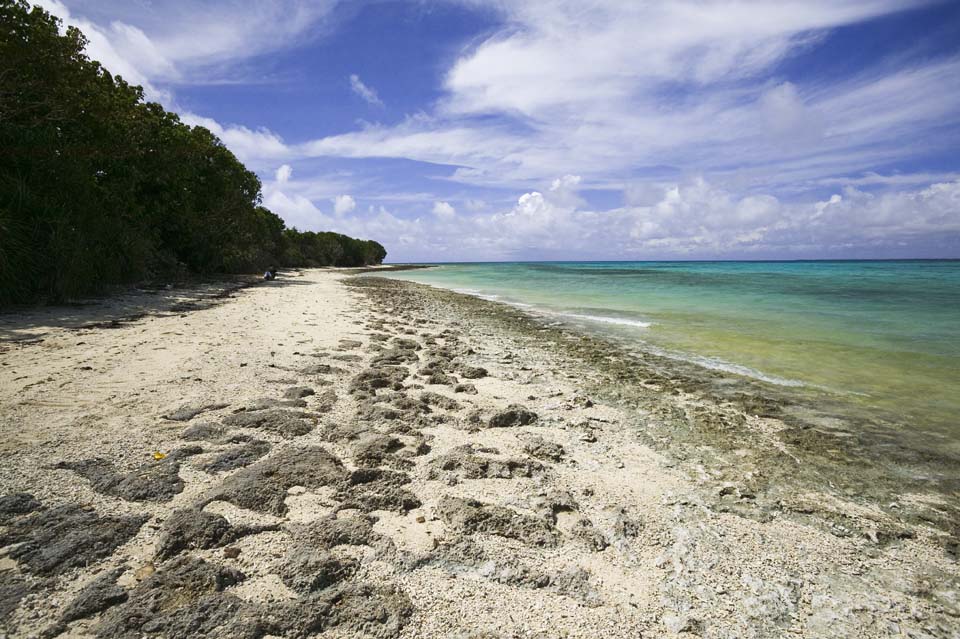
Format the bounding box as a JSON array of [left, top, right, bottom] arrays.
[[556, 312, 653, 328]]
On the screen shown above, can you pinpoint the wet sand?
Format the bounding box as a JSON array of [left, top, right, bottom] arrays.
[[0, 268, 956, 638]]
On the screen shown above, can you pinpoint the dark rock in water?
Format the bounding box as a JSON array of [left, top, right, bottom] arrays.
[[207, 447, 348, 516], [453, 383, 478, 395], [331, 353, 363, 362], [181, 422, 225, 442], [0, 504, 147, 576], [419, 391, 461, 411], [0, 492, 42, 524], [162, 403, 228, 422], [222, 409, 314, 438], [202, 439, 271, 473], [280, 549, 358, 593], [436, 496, 557, 546], [283, 386, 315, 400], [155, 510, 238, 560], [349, 367, 409, 395], [522, 436, 565, 462], [0, 574, 28, 622], [54, 447, 202, 503], [487, 404, 538, 428], [95, 556, 270, 639], [281, 583, 413, 639], [58, 567, 128, 625], [233, 397, 307, 411], [459, 365, 488, 380], [428, 445, 544, 480], [335, 469, 420, 514]]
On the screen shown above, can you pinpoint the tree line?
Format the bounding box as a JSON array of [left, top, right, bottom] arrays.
[[0, 0, 386, 305]]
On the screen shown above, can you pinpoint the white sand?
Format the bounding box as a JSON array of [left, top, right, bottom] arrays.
[[0, 269, 955, 638]]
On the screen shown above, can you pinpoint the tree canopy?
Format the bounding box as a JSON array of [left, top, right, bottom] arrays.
[[0, 0, 386, 305]]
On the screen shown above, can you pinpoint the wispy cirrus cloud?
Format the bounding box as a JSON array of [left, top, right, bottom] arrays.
[[349, 74, 384, 107]]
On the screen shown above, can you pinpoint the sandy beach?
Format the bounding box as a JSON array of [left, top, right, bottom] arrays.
[[0, 268, 957, 638]]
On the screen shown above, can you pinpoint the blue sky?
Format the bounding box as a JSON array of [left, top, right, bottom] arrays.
[[38, 0, 960, 261]]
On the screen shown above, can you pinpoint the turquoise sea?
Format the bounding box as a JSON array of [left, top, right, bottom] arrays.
[[383, 261, 960, 437]]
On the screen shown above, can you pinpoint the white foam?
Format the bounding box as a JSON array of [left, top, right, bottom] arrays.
[[558, 312, 653, 329], [635, 344, 806, 387]]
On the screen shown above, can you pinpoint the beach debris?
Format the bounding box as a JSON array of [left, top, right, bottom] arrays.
[[0, 503, 147, 577], [408, 537, 601, 606], [221, 409, 314, 438], [232, 397, 307, 411], [202, 439, 272, 473], [205, 446, 348, 516], [283, 386, 315, 399], [372, 348, 420, 366], [0, 492, 42, 524], [436, 496, 558, 546], [427, 445, 544, 480], [95, 557, 271, 639], [152, 451, 166, 460], [349, 366, 408, 395], [180, 422, 225, 441], [290, 514, 394, 555], [155, 509, 276, 560], [162, 402, 228, 422], [487, 404, 538, 428], [522, 435, 565, 462], [419, 391, 461, 411], [334, 468, 421, 514], [54, 446, 203, 502], [0, 575, 28, 623], [458, 365, 488, 379], [280, 548, 358, 593], [281, 582, 413, 639]]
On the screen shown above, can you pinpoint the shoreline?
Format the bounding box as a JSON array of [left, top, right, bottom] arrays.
[[0, 269, 957, 637]]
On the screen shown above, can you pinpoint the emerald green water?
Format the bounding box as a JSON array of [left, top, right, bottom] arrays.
[[383, 261, 960, 436]]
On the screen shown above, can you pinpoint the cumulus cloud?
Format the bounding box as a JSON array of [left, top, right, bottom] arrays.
[[264, 172, 960, 261], [349, 74, 384, 107], [432, 201, 456, 218], [333, 194, 357, 215], [275, 164, 293, 184]]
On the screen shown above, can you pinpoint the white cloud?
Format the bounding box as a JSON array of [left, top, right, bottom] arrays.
[[179, 113, 289, 168], [275, 164, 293, 184], [333, 194, 357, 215], [34, 0, 341, 104], [349, 74, 384, 107], [432, 201, 456, 218], [263, 172, 960, 261]]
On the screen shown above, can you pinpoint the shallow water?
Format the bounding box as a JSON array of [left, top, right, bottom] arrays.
[[384, 261, 960, 437]]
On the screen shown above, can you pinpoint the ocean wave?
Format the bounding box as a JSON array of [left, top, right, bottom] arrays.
[[636, 344, 806, 387], [557, 312, 653, 328]]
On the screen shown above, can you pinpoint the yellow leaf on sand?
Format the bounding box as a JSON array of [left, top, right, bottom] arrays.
[[153, 451, 166, 460]]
